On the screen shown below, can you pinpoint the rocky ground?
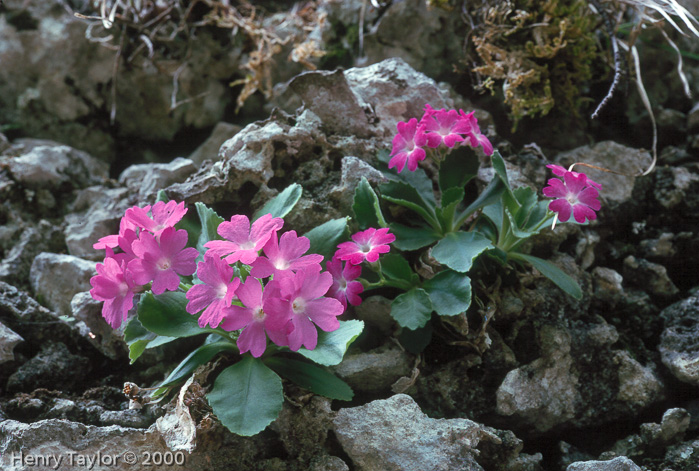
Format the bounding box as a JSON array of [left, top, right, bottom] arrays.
[[1, 1, 699, 470]]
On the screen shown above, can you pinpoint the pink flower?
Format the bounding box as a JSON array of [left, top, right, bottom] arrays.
[[459, 110, 493, 156], [326, 258, 364, 309], [335, 227, 396, 265], [185, 255, 241, 328], [220, 277, 289, 357], [543, 170, 602, 224], [125, 201, 188, 237], [264, 270, 344, 351], [204, 213, 283, 265], [128, 227, 198, 295], [420, 104, 471, 148], [90, 257, 137, 328], [546, 164, 602, 190], [94, 205, 151, 250], [388, 118, 428, 173], [249, 230, 323, 278]]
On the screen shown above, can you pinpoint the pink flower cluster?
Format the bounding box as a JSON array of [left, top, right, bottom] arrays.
[[90, 201, 198, 329], [90, 200, 398, 358], [388, 104, 494, 173], [542, 165, 602, 224]]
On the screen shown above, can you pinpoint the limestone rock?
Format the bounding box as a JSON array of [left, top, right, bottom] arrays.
[[659, 296, 699, 386], [118, 157, 197, 202], [567, 456, 642, 471], [333, 394, 509, 471], [0, 320, 23, 364], [29, 253, 95, 317]]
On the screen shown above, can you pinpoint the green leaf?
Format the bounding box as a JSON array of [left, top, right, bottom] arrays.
[[195, 202, 224, 254], [138, 291, 206, 338], [123, 317, 176, 364], [381, 180, 438, 228], [297, 320, 364, 366], [264, 357, 353, 401], [423, 270, 472, 316], [511, 253, 583, 299], [304, 217, 349, 261], [482, 199, 504, 235], [353, 177, 387, 230], [380, 253, 414, 283], [438, 146, 479, 192], [390, 288, 433, 330], [157, 340, 237, 390], [457, 177, 506, 223], [389, 223, 440, 251], [437, 187, 465, 232], [399, 322, 433, 354], [207, 356, 283, 436], [491, 151, 519, 214], [383, 167, 436, 208], [253, 183, 303, 220], [432, 231, 493, 273]]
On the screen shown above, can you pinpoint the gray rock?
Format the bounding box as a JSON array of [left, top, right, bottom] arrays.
[[653, 166, 699, 210], [71, 291, 127, 361], [639, 232, 676, 259], [555, 141, 652, 207], [309, 455, 349, 471], [188, 122, 241, 167], [328, 156, 386, 216], [0, 282, 75, 346], [332, 345, 413, 394], [659, 296, 699, 386], [99, 409, 155, 429], [623, 255, 679, 298], [6, 341, 90, 393], [344, 57, 456, 138], [0, 220, 65, 289], [663, 439, 699, 470], [2, 142, 108, 189], [29, 253, 95, 317], [118, 157, 197, 201], [362, 0, 463, 79], [333, 394, 508, 471], [353, 295, 395, 335], [290, 69, 372, 138], [0, 132, 9, 153], [613, 351, 665, 407], [592, 267, 624, 307], [496, 326, 581, 432], [64, 186, 130, 260], [0, 419, 181, 471], [567, 456, 641, 471], [0, 320, 23, 364]]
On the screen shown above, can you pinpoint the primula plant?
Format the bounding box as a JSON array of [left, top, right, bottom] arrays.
[[90, 188, 376, 436], [350, 104, 601, 350]]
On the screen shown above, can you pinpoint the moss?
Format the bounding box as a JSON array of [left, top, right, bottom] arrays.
[[465, 0, 606, 131]]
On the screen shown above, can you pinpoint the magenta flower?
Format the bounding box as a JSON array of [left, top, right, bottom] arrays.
[[128, 227, 198, 295], [265, 269, 343, 351], [334, 227, 396, 265], [249, 230, 323, 278], [220, 277, 289, 357], [125, 201, 188, 237], [185, 255, 241, 328], [326, 258, 364, 309], [420, 104, 471, 148], [94, 205, 151, 250], [546, 164, 602, 190], [388, 118, 428, 173], [204, 213, 284, 265], [543, 170, 602, 224], [90, 257, 137, 328], [459, 110, 493, 156]]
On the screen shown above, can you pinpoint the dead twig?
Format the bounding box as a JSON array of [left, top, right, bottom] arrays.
[[589, 0, 627, 119]]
